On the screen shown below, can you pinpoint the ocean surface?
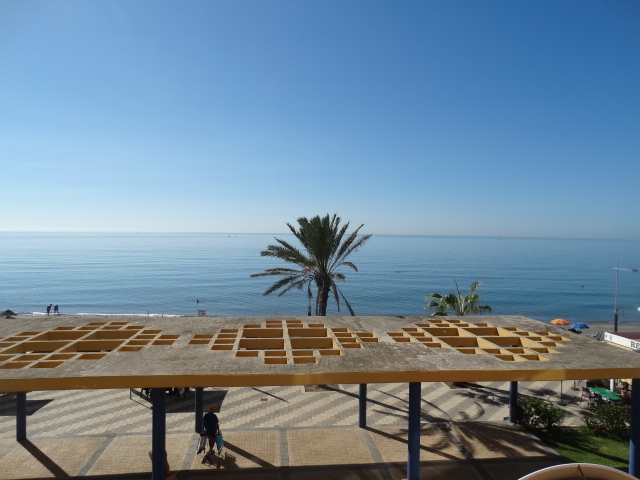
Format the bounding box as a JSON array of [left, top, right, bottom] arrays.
[[1, 233, 639, 326]]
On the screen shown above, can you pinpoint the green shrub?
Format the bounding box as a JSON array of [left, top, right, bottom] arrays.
[[584, 403, 630, 439], [516, 397, 566, 432]]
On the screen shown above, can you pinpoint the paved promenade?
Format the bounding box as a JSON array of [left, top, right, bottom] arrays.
[[0, 380, 591, 479]]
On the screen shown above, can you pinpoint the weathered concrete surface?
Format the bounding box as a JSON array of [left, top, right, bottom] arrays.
[[1, 315, 639, 391]]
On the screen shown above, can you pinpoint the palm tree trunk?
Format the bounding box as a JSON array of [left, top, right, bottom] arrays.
[[316, 280, 330, 316]]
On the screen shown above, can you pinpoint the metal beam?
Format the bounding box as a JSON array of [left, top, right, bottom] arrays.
[[359, 384, 367, 428], [630, 379, 640, 477], [195, 387, 203, 433], [151, 388, 167, 480], [407, 382, 421, 480], [509, 381, 518, 423], [16, 392, 26, 441]]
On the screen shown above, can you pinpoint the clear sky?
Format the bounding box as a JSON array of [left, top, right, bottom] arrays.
[[1, 1, 639, 238]]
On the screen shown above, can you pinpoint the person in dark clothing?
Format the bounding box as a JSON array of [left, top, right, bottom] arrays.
[[53, 305, 59, 315], [202, 404, 220, 455], [46, 304, 52, 316]]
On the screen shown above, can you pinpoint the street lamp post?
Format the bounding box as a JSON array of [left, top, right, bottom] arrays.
[[614, 266, 638, 332]]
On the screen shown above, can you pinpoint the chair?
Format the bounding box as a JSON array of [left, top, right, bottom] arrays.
[[581, 387, 596, 405]]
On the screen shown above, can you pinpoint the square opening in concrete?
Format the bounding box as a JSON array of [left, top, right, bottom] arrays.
[[485, 336, 525, 348], [506, 348, 526, 354], [265, 350, 287, 357], [4, 341, 70, 354], [239, 338, 285, 350], [290, 337, 334, 349], [293, 357, 317, 364], [31, 361, 65, 368], [31, 331, 87, 341], [456, 348, 481, 354], [62, 340, 124, 353], [440, 337, 480, 348], [0, 362, 29, 369], [393, 337, 413, 343], [319, 349, 342, 356], [264, 357, 288, 365], [83, 330, 138, 340], [520, 354, 548, 361], [462, 327, 500, 336], [15, 354, 46, 361], [242, 328, 283, 338], [77, 353, 107, 360], [481, 348, 502, 354], [292, 350, 314, 356], [337, 337, 358, 343], [236, 350, 259, 357], [423, 328, 461, 337], [118, 346, 143, 352], [46, 353, 76, 360], [288, 328, 328, 337]]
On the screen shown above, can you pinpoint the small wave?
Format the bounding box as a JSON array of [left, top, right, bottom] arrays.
[[26, 312, 184, 317], [75, 312, 184, 317]]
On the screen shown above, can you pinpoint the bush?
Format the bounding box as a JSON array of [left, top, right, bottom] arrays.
[[516, 397, 566, 433], [584, 403, 630, 439]]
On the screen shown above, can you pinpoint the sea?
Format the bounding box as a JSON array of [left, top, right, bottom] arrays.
[[1, 233, 639, 326]]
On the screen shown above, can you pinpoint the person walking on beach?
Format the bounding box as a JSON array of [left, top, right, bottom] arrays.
[[202, 404, 220, 456], [46, 304, 52, 316], [53, 305, 59, 315]]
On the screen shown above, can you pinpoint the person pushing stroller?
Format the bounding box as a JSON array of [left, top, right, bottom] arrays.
[[202, 404, 221, 456]]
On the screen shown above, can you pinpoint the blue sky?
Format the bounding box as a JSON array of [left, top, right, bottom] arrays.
[[1, 1, 639, 238]]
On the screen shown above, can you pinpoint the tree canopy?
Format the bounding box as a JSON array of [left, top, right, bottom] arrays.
[[425, 279, 492, 316], [250, 214, 371, 316]]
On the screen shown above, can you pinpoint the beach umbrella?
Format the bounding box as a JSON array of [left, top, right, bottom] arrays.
[[550, 318, 570, 326], [571, 323, 589, 329]]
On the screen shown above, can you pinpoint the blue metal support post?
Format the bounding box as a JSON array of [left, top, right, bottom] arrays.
[[359, 384, 367, 428], [195, 387, 203, 433], [509, 381, 518, 423], [629, 378, 640, 477], [407, 382, 421, 480], [151, 388, 167, 480], [16, 392, 26, 441]]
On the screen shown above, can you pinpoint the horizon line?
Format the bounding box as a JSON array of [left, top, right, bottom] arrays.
[[0, 231, 638, 242]]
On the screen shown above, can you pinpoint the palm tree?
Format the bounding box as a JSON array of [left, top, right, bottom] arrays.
[[425, 278, 492, 316], [250, 214, 372, 316]]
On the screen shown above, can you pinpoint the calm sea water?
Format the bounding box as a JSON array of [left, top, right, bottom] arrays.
[[0, 233, 639, 325]]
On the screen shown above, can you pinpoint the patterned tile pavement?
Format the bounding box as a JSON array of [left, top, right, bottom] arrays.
[[0, 380, 593, 479]]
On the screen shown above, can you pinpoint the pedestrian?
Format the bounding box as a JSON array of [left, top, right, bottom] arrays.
[[46, 304, 52, 316], [202, 404, 220, 456], [54, 305, 59, 315]]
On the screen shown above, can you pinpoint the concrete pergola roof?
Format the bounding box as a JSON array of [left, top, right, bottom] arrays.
[[2, 314, 639, 391]]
